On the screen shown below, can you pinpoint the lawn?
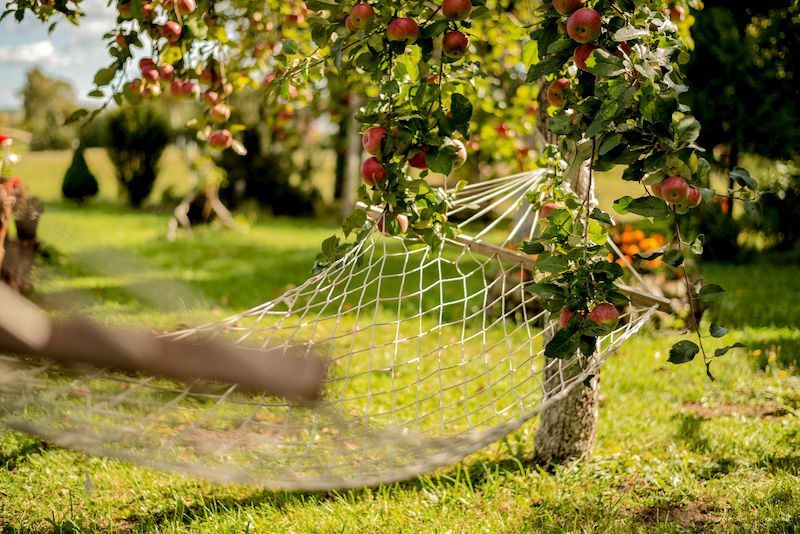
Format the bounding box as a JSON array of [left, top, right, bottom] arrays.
[[1, 150, 799, 533]]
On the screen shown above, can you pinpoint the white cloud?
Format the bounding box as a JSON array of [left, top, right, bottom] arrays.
[[0, 40, 72, 66]]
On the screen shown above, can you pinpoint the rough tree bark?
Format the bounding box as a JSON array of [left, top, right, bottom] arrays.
[[532, 78, 600, 466]]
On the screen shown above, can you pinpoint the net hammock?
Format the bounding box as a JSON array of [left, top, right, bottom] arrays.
[[0, 169, 667, 489]]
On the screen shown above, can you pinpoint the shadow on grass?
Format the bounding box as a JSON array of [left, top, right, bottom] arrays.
[[1, 439, 49, 472]]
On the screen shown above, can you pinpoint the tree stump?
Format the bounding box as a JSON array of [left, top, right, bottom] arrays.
[[1, 238, 40, 293]]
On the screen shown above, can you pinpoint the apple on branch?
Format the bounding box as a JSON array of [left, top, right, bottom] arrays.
[[567, 7, 602, 44], [553, 0, 584, 15], [442, 31, 470, 59], [349, 3, 375, 28], [210, 104, 231, 123], [586, 302, 619, 334], [573, 44, 599, 72], [547, 78, 570, 107], [442, 0, 472, 20], [362, 126, 388, 155], [361, 157, 388, 186], [660, 176, 690, 204], [387, 17, 419, 45], [208, 129, 233, 150], [161, 21, 182, 44], [377, 212, 409, 235], [451, 139, 467, 169]]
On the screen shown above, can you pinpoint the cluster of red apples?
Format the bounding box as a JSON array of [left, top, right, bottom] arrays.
[[352, 0, 474, 234], [344, 0, 472, 60], [117, 0, 234, 150]]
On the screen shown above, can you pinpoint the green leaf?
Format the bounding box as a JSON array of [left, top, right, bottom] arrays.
[[526, 55, 566, 82], [585, 114, 612, 139], [536, 255, 570, 274], [668, 340, 699, 364], [710, 323, 729, 338], [714, 343, 745, 358], [579, 335, 598, 357], [520, 240, 545, 255], [64, 108, 89, 125], [544, 327, 581, 359], [613, 25, 649, 41], [613, 196, 633, 215], [524, 283, 566, 299], [673, 116, 701, 146], [521, 39, 538, 68], [321, 235, 338, 260], [690, 234, 705, 255], [342, 209, 367, 237], [282, 39, 299, 55], [730, 167, 757, 190], [744, 201, 762, 225], [589, 207, 614, 225], [93, 66, 118, 87], [698, 284, 726, 303], [625, 196, 670, 219], [662, 249, 684, 268], [585, 49, 626, 77]]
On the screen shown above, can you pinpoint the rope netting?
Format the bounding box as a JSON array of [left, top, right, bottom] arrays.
[[0, 170, 662, 489]]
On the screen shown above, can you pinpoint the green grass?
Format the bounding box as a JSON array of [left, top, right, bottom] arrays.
[[1, 151, 800, 533]]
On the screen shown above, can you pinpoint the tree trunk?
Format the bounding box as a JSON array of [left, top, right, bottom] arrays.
[[532, 78, 600, 466], [340, 98, 363, 222]]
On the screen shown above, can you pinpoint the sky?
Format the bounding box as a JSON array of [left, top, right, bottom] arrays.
[[0, 0, 119, 109]]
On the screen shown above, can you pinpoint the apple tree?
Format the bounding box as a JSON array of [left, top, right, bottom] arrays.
[[2, 0, 764, 462]]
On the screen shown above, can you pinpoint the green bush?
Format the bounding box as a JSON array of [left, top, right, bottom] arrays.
[[105, 105, 170, 207], [61, 145, 99, 203]]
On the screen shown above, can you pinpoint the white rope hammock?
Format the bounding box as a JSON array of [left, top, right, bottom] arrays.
[[0, 169, 666, 489]]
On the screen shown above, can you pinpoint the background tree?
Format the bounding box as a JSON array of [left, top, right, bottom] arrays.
[[61, 144, 99, 203], [105, 105, 170, 207], [21, 69, 77, 151]]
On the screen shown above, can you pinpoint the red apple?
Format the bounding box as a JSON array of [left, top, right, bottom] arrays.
[[129, 78, 144, 94], [161, 21, 182, 43], [567, 7, 602, 44], [660, 176, 690, 204], [203, 90, 220, 105], [442, 0, 472, 20], [210, 103, 231, 123], [409, 148, 429, 169], [559, 307, 577, 328], [573, 43, 598, 72], [163, 0, 174, 9], [158, 64, 174, 82], [142, 83, 161, 101], [349, 3, 374, 28], [362, 125, 387, 155], [176, 0, 195, 16], [686, 185, 702, 208], [208, 129, 233, 150], [442, 31, 470, 59], [139, 58, 155, 70], [377, 212, 409, 234], [345, 15, 357, 32], [180, 80, 200, 99], [386, 17, 419, 45], [286, 13, 304, 26], [670, 5, 685, 22], [614, 41, 633, 59], [169, 80, 184, 98], [199, 68, 219, 87], [141, 66, 159, 82], [115, 33, 127, 48], [587, 302, 619, 331], [553, 0, 583, 15], [547, 78, 570, 107], [557, 21, 567, 34], [361, 157, 388, 186], [540, 202, 565, 220], [451, 139, 467, 168], [650, 181, 664, 199]]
